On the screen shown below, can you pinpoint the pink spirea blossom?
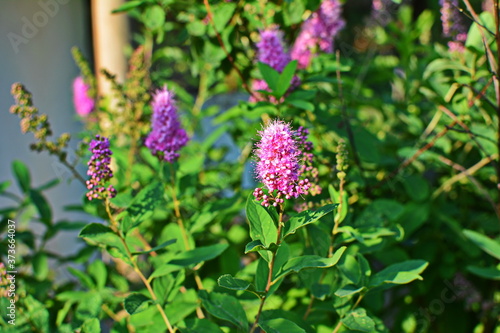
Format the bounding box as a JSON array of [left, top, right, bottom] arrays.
[[251, 28, 300, 103], [440, 0, 467, 52], [257, 28, 291, 72], [291, 0, 345, 69], [253, 120, 311, 207], [145, 86, 189, 163], [73, 76, 94, 116], [86, 135, 116, 201]]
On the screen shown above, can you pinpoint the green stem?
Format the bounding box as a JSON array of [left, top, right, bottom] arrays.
[[169, 165, 191, 252], [249, 207, 284, 333], [104, 199, 174, 333], [168, 165, 205, 318]]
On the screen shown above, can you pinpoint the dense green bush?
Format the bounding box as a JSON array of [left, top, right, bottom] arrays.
[[1, 1, 499, 332]]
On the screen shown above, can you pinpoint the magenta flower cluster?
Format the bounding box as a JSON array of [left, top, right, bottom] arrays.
[[86, 135, 116, 201], [145, 86, 189, 163], [251, 27, 300, 103], [440, 0, 467, 52], [291, 0, 345, 69], [257, 28, 291, 72], [253, 120, 311, 207], [73, 76, 94, 116]]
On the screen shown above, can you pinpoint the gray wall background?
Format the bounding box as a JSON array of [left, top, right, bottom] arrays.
[[0, 0, 91, 256]]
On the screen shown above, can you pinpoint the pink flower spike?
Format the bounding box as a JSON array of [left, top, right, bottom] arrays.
[[253, 120, 312, 206]]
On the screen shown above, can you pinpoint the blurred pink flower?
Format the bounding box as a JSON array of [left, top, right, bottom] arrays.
[[291, 0, 345, 69], [72, 76, 94, 116]]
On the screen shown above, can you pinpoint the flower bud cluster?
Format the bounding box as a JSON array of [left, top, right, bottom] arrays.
[[296, 126, 322, 196], [10, 83, 70, 156], [336, 139, 348, 180], [86, 135, 116, 200]]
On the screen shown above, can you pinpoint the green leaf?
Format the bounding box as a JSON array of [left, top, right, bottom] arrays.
[[283, 0, 305, 25], [56, 291, 89, 302], [30, 189, 52, 226], [35, 178, 60, 191], [79, 223, 123, 250], [12, 160, 31, 193], [357, 253, 372, 285], [88, 260, 107, 290], [217, 274, 260, 296], [274, 247, 346, 282], [329, 184, 349, 225], [245, 239, 268, 253], [181, 318, 224, 333], [246, 195, 277, 248], [335, 284, 366, 298], [258, 62, 280, 91], [169, 243, 228, 267], [423, 59, 470, 80], [143, 5, 165, 30], [125, 182, 164, 233], [198, 290, 247, 330], [287, 99, 314, 111], [217, 274, 251, 290], [342, 308, 375, 332], [467, 266, 500, 280], [212, 3, 237, 33], [275, 60, 298, 97], [259, 318, 305, 333], [132, 239, 176, 255], [338, 254, 361, 285], [32, 252, 49, 281], [154, 272, 185, 306], [67, 267, 95, 289], [112, 0, 145, 13], [149, 264, 184, 280], [369, 260, 428, 287], [284, 204, 337, 239], [81, 318, 101, 333], [466, 12, 496, 51], [0, 180, 11, 193], [402, 174, 429, 202], [23, 295, 49, 332], [463, 229, 500, 260], [124, 293, 152, 315]]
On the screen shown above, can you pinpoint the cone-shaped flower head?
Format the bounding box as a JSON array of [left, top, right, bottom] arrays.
[[86, 135, 116, 200], [440, 0, 468, 52], [145, 86, 189, 163], [257, 27, 291, 72], [253, 120, 311, 207], [291, 0, 345, 69], [73, 76, 95, 116]]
